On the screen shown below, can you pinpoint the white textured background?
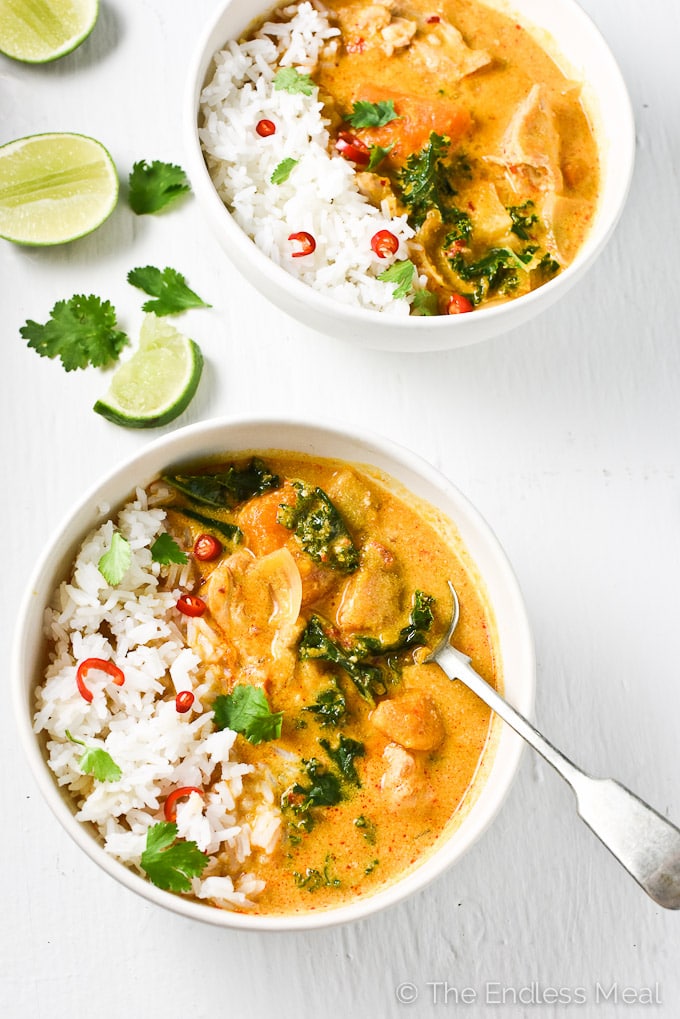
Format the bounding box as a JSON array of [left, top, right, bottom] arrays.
[[1, 1, 679, 1016]]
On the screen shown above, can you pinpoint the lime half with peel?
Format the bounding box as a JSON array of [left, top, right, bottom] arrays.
[[94, 315, 204, 429], [0, 0, 99, 63], [0, 132, 118, 245]]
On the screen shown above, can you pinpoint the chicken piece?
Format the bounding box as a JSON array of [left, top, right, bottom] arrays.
[[381, 17, 417, 57], [371, 689, 445, 751], [491, 84, 563, 193], [336, 3, 392, 50], [324, 467, 380, 534], [380, 743, 424, 808], [468, 182, 514, 247], [336, 541, 402, 635], [205, 547, 302, 690], [410, 20, 491, 81]]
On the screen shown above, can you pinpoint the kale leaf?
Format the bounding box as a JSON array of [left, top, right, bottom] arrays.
[[319, 734, 365, 785], [164, 458, 280, 509], [507, 200, 538, 240], [303, 683, 347, 726], [298, 616, 386, 704], [398, 132, 469, 231], [277, 482, 359, 572]]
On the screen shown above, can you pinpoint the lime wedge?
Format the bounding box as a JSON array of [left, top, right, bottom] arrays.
[[0, 0, 98, 63], [0, 132, 118, 245], [93, 314, 204, 429]]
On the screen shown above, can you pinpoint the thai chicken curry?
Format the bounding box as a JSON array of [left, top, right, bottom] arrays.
[[308, 0, 600, 313], [163, 452, 499, 913]]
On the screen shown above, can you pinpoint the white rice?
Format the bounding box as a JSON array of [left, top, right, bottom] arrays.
[[199, 1, 424, 313], [34, 489, 281, 910]]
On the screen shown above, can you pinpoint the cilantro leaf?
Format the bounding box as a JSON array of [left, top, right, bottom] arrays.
[[213, 685, 283, 744], [127, 266, 211, 316], [366, 143, 393, 171], [411, 289, 439, 316], [273, 67, 315, 95], [98, 531, 132, 586], [20, 295, 128, 372], [347, 100, 399, 128], [128, 160, 191, 215], [151, 532, 188, 565], [140, 821, 209, 893], [271, 158, 298, 185], [66, 730, 122, 782], [377, 258, 417, 299]]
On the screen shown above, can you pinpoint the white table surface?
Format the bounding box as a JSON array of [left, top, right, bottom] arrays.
[[2, 1, 679, 1016]]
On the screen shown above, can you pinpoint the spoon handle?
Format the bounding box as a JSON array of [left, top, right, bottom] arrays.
[[435, 643, 680, 909]]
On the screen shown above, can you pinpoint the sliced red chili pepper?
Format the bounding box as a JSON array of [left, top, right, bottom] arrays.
[[175, 690, 195, 714], [176, 593, 207, 617], [256, 119, 276, 137], [371, 229, 399, 258], [447, 293, 475, 315], [76, 658, 125, 703], [288, 231, 316, 257], [193, 533, 222, 562], [164, 786, 204, 823], [335, 131, 370, 166]]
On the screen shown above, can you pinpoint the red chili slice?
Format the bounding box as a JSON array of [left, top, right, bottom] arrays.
[[175, 690, 195, 714], [288, 231, 316, 257], [193, 533, 222, 562], [176, 593, 207, 617], [256, 119, 276, 137], [335, 131, 370, 166], [76, 658, 125, 703], [447, 293, 474, 315], [371, 229, 399, 258], [164, 786, 204, 823]]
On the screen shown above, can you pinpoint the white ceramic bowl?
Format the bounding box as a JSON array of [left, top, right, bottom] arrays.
[[13, 417, 534, 930], [183, 0, 635, 352]]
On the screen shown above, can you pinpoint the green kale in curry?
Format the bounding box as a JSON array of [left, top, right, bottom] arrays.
[[164, 457, 280, 509], [277, 481, 359, 572]]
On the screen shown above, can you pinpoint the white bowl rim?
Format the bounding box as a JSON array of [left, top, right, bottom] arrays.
[[182, 0, 636, 348], [12, 414, 535, 931]]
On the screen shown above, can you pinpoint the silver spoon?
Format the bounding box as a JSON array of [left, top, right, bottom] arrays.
[[427, 582, 680, 909]]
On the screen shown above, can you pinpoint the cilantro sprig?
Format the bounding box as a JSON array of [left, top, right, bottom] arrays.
[[20, 295, 129, 371], [271, 158, 298, 185], [127, 266, 211, 316], [66, 730, 122, 782], [128, 160, 191, 215], [273, 67, 315, 95], [213, 685, 283, 744], [98, 532, 131, 586], [347, 99, 399, 129], [140, 822, 209, 893], [151, 533, 188, 565], [377, 258, 417, 300]]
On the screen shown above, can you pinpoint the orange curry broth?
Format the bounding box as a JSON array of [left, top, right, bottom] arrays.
[[166, 452, 500, 915], [312, 0, 601, 309]]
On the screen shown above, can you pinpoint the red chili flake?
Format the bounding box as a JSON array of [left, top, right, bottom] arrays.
[[193, 533, 222, 562], [175, 690, 195, 714], [371, 229, 399, 258], [288, 231, 316, 257], [335, 131, 370, 166], [447, 293, 474, 315], [426, 15, 441, 23], [176, 593, 207, 617], [256, 119, 276, 137], [164, 786, 204, 823], [445, 238, 466, 258], [76, 658, 125, 703], [345, 37, 365, 53]]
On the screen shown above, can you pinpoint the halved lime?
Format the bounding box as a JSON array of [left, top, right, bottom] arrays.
[[0, 132, 118, 245], [93, 314, 204, 429], [0, 0, 98, 63]]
